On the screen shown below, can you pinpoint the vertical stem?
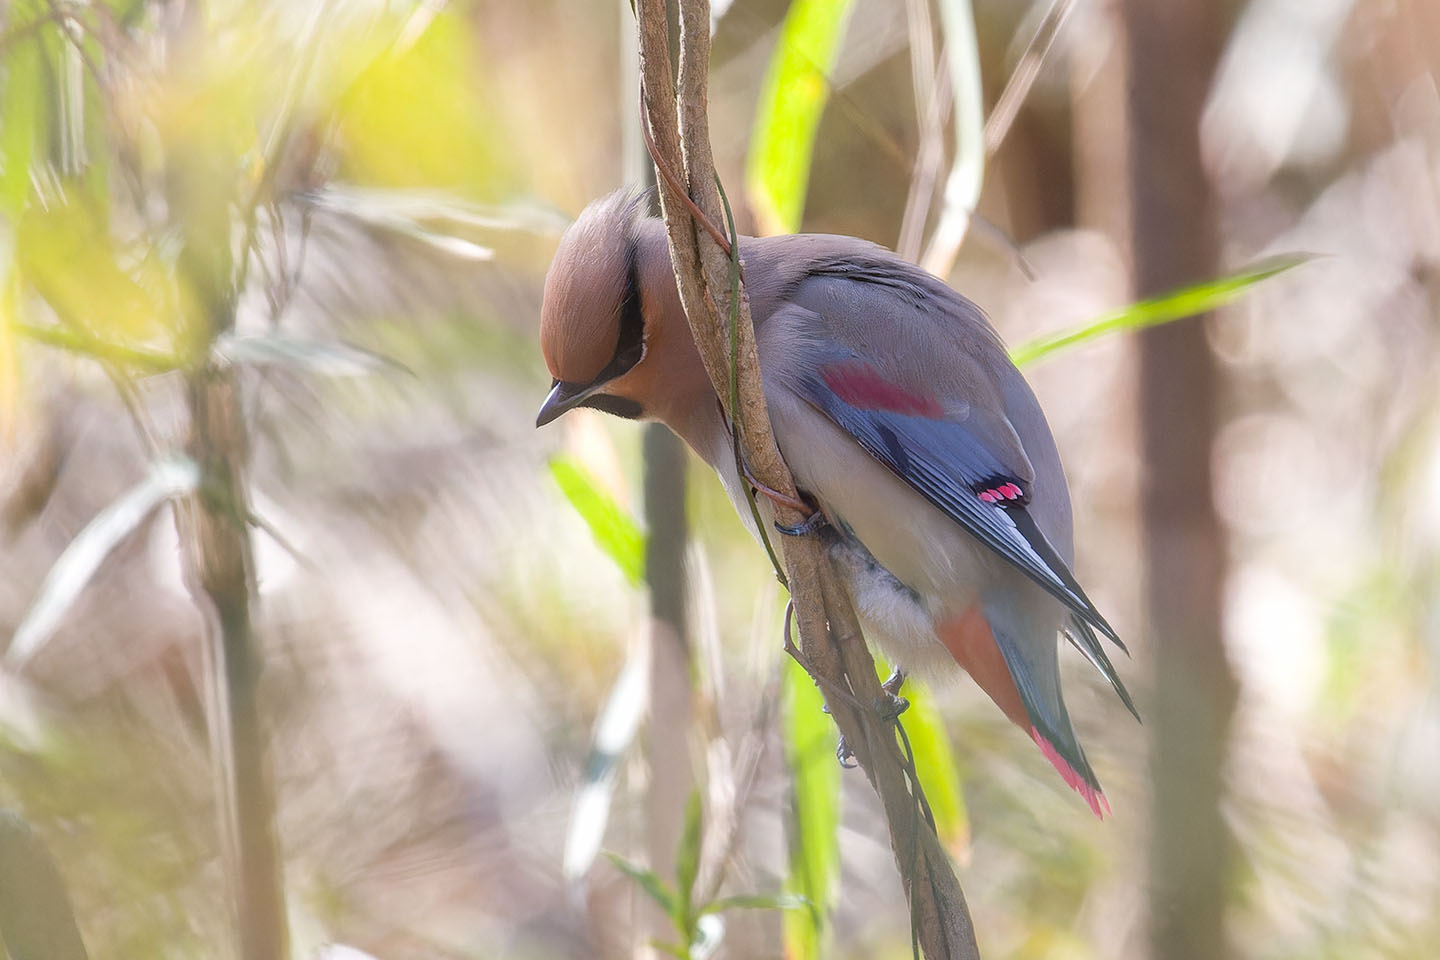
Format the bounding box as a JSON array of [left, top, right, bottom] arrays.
[[167, 17, 289, 941], [183, 367, 288, 960], [641, 423, 694, 950], [1123, 3, 1238, 959], [631, 3, 697, 951]]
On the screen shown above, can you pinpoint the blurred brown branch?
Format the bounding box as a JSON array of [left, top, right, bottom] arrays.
[[168, 14, 289, 960], [634, 1, 979, 956], [1124, 2, 1239, 959]]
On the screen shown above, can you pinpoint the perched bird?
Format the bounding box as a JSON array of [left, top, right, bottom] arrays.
[[536, 190, 1136, 816]]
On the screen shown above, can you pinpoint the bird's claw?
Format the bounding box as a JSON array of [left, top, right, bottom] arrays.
[[876, 668, 909, 720], [836, 736, 857, 768], [876, 693, 910, 723], [775, 510, 827, 537], [881, 668, 906, 698]]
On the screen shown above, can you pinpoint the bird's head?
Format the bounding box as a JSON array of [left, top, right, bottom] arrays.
[[536, 189, 712, 438], [536, 190, 652, 427]]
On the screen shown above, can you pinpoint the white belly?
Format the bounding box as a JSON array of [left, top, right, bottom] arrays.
[[698, 402, 1007, 681]]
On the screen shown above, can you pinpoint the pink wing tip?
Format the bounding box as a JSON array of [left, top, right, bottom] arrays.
[[1031, 726, 1109, 820], [976, 481, 1027, 504]]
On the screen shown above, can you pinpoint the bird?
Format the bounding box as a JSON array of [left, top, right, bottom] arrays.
[[535, 189, 1136, 817]]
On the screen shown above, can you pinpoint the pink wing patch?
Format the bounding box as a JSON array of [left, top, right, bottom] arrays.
[[821, 363, 944, 418], [977, 482, 1025, 504], [1032, 727, 1110, 819]]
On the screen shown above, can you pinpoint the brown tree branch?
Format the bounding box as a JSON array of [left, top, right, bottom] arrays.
[[634, 2, 980, 956]]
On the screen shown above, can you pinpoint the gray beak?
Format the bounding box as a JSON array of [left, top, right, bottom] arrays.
[[536, 379, 600, 427]]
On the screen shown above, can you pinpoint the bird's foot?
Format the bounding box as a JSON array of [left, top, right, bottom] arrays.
[[881, 668, 906, 698], [775, 510, 827, 537], [876, 693, 910, 723], [836, 736, 857, 768], [874, 668, 909, 721]]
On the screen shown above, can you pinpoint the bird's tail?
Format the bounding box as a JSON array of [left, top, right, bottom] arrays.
[[936, 597, 1108, 818], [982, 594, 1109, 819]]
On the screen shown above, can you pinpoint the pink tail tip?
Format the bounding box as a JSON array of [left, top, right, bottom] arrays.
[[1031, 727, 1110, 819]]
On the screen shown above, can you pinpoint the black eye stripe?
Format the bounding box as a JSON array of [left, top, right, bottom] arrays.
[[580, 235, 645, 389]]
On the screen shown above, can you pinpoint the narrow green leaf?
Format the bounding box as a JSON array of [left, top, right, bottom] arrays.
[[548, 455, 645, 587], [0, 25, 46, 215], [13, 321, 182, 373], [781, 657, 841, 960], [647, 940, 689, 960], [745, 0, 857, 234], [7, 456, 200, 670], [674, 790, 703, 938], [895, 679, 969, 852], [1010, 253, 1313, 367], [919, 0, 985, 277], [700, 892, 811, 916], [604, 852, 676, 916]]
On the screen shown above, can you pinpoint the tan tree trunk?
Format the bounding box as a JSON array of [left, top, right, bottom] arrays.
[[1122, 3, 1240, 959]]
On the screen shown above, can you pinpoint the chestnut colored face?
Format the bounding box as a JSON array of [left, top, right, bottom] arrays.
[[536, 193, 648, 426]]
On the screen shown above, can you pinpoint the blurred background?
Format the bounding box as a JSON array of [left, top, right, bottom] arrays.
[[1, 0, 1438, 958]]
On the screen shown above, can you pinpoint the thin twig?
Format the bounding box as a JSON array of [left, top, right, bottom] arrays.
[[897, 0, 945, 261], [982, 0, 1078, 155], [637, 82, 732, 255]]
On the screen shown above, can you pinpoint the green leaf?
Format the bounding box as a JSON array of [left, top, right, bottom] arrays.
[[0, 23, 46, 215], [548, 455, 645, 587], [700, 892, 811, 916], [1010, 253, 1313, 367], [919, 0, 985, 277], [895, 679, 969, 852], [781, 657, 841, 960], [745, 0, 857, 235], [13, 321, 182, 373], [605, 851, 676, 917], [674, 790, 703, 938], [7, 456, 200, 670]]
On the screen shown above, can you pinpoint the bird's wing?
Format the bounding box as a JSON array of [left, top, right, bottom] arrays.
[[795, 365, 1122, 645], [750, 242, 1125, 647]]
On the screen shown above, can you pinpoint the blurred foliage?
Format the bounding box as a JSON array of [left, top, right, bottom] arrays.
[[895, 678, 969, 853], [335, 9, 518, 197], [746, 0, 857, 234], [781, 657, 840, 960], [606, 792, 807, 960], [0, 0, 1436, 958]]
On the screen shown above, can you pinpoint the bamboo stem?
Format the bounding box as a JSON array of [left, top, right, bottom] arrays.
[[180, 368, 288, 960]]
